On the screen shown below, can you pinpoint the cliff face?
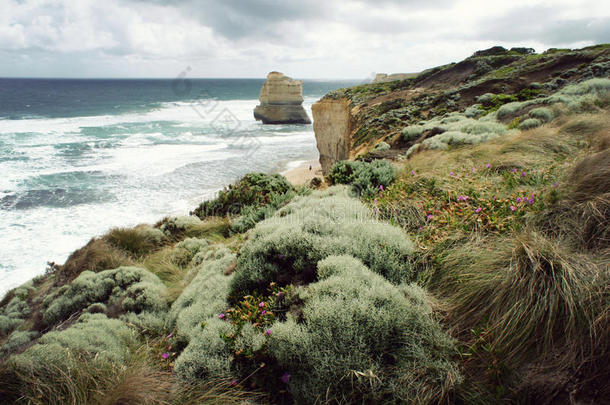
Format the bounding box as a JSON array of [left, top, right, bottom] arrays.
[[311, 98, 352, 173], [312, 45, 610, 172], [254, 72, 311, 124]]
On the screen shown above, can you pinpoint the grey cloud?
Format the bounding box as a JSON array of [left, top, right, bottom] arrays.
[[476, 6, 610, 45]]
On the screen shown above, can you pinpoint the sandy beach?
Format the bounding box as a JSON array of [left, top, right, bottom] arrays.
[[282, 159, 323, 185]]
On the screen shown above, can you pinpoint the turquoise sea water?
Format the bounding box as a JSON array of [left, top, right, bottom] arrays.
[[0, 78, 357, 295]]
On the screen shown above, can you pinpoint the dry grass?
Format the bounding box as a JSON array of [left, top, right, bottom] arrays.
[[104, 225, 165, 258], [54, 238, 132, 283]]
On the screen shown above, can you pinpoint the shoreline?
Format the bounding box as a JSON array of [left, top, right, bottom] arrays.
[[281, 159, 322, 185]]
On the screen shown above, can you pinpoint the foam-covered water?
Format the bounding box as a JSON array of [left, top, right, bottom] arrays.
[[0, 78, 357, 296]]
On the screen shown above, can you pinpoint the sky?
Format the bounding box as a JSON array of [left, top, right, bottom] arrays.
[[0, 0, 609, 79]]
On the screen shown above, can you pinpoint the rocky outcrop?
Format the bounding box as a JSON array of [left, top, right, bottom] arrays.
[[254, 72, 311, 124], [311, 98, 353, 173], [373, 73, 419, 83]]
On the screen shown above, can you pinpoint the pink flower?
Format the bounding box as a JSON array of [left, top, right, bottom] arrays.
[[458, 195, 469, 201], [493, 196, 497, 201], [475, 207, 482, 214], [553, 182, 559, 188], [259, 302, 265, 308], [218, 313, 225, 319], [281, 372, 291, 384], [427, 214, 433, 220], [261, 310, 267, 315], [471, 167, 476, 173], [265, 329, 272, 336], [162, 352, 170, 359], [379, 184, 384, 191], [449, 171, 455, 176], [510, 206, 517, 211], [512, 168, 518, 173], [231, 379, 238, 386], [516, 197, 522, 203], [521, 172, 526, 177], [411, 170, 416, 175], [486, 163, 491, 168], [167, 333, 173, 339], [275, 292, 282, 297]]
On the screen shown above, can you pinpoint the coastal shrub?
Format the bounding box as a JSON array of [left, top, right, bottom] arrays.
[[464, 104, 484, 118], [402, 125, 425, 141], [0, 315, 22, 336], [41, 266, 168, 327], [374, 141, 391, 151], [229, 187, 414, 299], [560, 78, 610, 95], [54, 238, 132, 283], [519, 118, 543, 130], [174, 317, 234, 380], [104, 225, 166, 257], [528, 107, 554, 122], [422, 131, 500, 150], [0, 331, 39, 355], [231, 188, 300, 233], [159, 215, 203, 237], [2, 313, 137, 403], [169, 249, 236, 339], [266, 255, 460, 403], [175, 238, 209, 260], [192, 172, 295, 219], [327, 160, 396, 198]]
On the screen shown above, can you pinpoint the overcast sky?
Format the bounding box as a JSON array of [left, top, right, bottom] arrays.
[[0, 0, 608, 79]]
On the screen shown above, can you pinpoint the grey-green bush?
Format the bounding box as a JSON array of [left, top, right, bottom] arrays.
[[519, 118, 543, 130], [402, 125, 425, 141], [230, 186, 414, 299], [374, 141, 391, 151], [0, 331, 39, 355], [327, 160, 396, 198], [529, 107, 554, 122], [41, 266, 168, 327], [169, 248, 235, 339], [266, 255, 461, 403]]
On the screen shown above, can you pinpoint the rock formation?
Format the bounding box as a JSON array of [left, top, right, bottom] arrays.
[[254, 72, 311, 124], [311, 98, 353, 173]]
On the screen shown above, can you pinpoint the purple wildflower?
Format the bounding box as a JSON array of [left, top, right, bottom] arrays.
[[275, 292, 282, 297], [218, 313, 225, 319], [281, 372, 291, 384], [510, 206, 517, 211], [418, 226, 423, 231], [516, 197, 522, 203], [261, 310, 267, 315], [475, 207, 482, 214], [450, 171, 455, 176], [553, 182, 559, 188], [521, 172, 526, 177], [411, 170, 416, 175], [265, 329, 272, 336], [471, 167, 476, 173], [493, 196, 497, 201], [162, 352, 170, 359], [231, 379, 238, 386], [427, 214, 433, 220], [279, 254, 285, 259], [379, 184, 384, 191], [486, 163, 491, 168], [259, 302, 265, 308], [167, 333, 173, 339], [512, 168, 518, 173]]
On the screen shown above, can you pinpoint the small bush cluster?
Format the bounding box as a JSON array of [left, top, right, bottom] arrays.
[[402, 125, 425, 141], [327, 159, 396, 197], [41, 266, 168, 327], [519, 118, 543, 130], [230, 186, 414, 300], [267, 255, 460, 403], [374, 141, 391, 151], [192, 173, 295, 219], [169, 248, 236, 340]]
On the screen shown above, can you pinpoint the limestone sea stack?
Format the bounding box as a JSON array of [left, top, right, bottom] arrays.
[[254, 72, 311, 124]]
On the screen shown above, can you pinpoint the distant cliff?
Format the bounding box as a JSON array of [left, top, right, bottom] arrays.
[[312, 45, 610, 173]]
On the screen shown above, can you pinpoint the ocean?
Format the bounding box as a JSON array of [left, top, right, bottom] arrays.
[[0, 77, 357, 296]]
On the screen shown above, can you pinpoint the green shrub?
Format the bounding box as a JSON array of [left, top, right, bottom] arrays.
[[529, 107, 554, 122], [104, 225, 166, 257], [266, 255, 460, 403], [519, 118, 543, 130], [402, 125, 425, 141], [560, 78, 610, 95], [230, 189, 300, 233], [41, 266, 168, 327], [0, 315, 22, 336], [327, 160, 396, 198], [496, 99, 540, 119], [229, 187, 414, 299], [159, 216, 204, 237], [374, 141, 391, 151], [192, 173, 295, 219], [0, 331, 39, 355], [169, 249, 236, 339]]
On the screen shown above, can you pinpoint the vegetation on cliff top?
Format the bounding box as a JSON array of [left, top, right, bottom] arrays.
[[0, 46, 608, 404]]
